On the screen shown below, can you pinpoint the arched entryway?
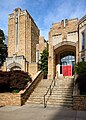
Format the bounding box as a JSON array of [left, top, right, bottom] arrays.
[[54, 41, 76, 78], [60, 51, 75, 76]]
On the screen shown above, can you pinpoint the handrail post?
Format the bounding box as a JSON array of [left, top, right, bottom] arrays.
[[54, 79, 55, 86], [50, 85, 52, 95], [44, 95, 46, 108]]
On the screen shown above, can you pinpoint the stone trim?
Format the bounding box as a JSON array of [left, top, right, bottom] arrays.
[[54, 41, 76, 50], [7, 62, 22, 70]]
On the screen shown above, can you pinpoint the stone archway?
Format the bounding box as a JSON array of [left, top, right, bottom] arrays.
[[7, 62, 22, 71], [48, 41, 78, 79], [54, 41, 76, 78]]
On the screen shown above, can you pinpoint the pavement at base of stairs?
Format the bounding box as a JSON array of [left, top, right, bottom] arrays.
[[0, 104, 86, 120]]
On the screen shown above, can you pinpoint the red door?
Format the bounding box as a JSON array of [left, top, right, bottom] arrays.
[[62, 65, 72, 76]]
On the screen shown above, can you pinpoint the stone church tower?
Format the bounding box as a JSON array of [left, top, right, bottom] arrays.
[[3, 8, 40, 77]]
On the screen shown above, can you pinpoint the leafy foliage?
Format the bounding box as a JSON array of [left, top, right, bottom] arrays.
[[40, 48, 48, 78], [0, 70, 32, 92], [75, 74, 86, 95], [75, 61, 86, 94], [74, 61, 86, 74], [0, 29, 7, 66]]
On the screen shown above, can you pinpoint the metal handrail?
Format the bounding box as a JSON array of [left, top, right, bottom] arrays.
[[44, 79, 56, 108]]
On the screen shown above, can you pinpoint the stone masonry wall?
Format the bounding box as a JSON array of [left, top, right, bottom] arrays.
[[8, 17, 15, 57], [36, 36, 48, 53], [73, 95, 86, 111], [31, 19, 39, 62], [8, 8, 39, 63], [21, 71, 43, 105], [0, 93, 21, 106], [0, 71, 42, 106], [48, 18, 78, 79], [29, 63, 38, 77], [79, 15, 86, 61]]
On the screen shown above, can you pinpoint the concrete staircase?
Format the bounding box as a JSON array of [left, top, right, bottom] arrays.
[[47, 78, 73, 107], [26, 79, 51, 105], [26, 78, 74, 108]]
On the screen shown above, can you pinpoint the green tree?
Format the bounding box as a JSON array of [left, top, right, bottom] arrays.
[[0, 29, 7, 66], [40, 48, 48, 78]]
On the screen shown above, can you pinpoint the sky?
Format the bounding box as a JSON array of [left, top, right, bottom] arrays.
[[0, 0, 86, 41]]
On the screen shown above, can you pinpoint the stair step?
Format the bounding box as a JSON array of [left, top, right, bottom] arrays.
[[47, 100, 72, 104], [28, 98, 43, 101], [26, 78, 74, 108], [34, 89, 49, 92], [47, 103, 73, 107], [51, 92, 73, 95], [27, 101, 43, 104], [52, 90, 72, 92], [48, 98, 72, 102], [49, 95, 72, 98], [29, 96, 44, 99]]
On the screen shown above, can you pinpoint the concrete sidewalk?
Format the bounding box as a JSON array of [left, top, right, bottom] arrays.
[[0, 105, 86, 120]]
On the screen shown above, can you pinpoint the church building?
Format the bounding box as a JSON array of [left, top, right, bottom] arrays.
[[48, 16, 86, 79], [2, 8, 86, 79]]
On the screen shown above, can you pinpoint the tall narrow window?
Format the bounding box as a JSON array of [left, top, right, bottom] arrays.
[[36, 50, 39, 63], [82, 32, 85, 50], [64, 19, 66, 27], [15, 11, 18, 52]]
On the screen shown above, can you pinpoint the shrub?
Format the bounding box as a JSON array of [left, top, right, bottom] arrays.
[[74, 61, 86, 95], [0, 70, 32, 92], [40, 48, 48, 78], [74, 61, 86, 74], [75, 74, 86, 95]]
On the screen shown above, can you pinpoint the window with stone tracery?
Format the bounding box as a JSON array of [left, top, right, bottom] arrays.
[[82, 32, 85, 50]]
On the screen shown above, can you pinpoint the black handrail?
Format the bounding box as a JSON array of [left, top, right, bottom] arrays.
[[44, 79, 56, 108]]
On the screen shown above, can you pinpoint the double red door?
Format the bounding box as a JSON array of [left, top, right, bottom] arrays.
[[62, 65, 72, 76]]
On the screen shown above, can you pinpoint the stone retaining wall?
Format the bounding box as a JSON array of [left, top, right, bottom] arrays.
[[21, 71, 43, 105], [0, 93, 21, 106], [73, 95, 86, 111], [0, 71, 43, 106]]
